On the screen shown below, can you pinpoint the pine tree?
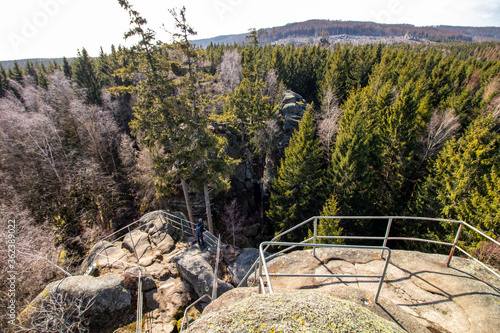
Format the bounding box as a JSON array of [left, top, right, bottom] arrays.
[[0, 64, 8, 97], [317, 193, 344, 244], [377, 82, 422, 213], [321, 46, 350, 103], [23, 60, 38, 84], [417, 114, 500, 238], [7, 60, 23, 83], [118, 2, 237, 228], [268, 109, 325, 241], [223, 37, 273, 152], [72, 48, 102, 104], [62, 56, 72, 79], [328, 87, 381, 219]]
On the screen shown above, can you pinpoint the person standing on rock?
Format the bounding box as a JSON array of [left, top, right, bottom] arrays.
[[196, 218, 206, 247]]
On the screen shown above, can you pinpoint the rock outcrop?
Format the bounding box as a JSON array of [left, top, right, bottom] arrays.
[[174, 247, 234, 298], [186, 289, 407, 333], [20, 274, 135, 332], [262, 248, 500, 333], [25, 210, 500, 333], [276, 90, 306, 150], [227, 248, 260, 287]]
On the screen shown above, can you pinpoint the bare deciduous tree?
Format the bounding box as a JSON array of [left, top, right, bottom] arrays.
[[422, 109, 460, 162], [13, 291, 94, 333], [118, 135, 165, 213], [317, 89, 343, 156], [221, 199, 247, 246], [217, 50, 242, 93]]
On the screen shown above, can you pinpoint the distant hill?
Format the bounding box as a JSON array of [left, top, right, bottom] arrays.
[[194, 19, 500, 47], [1, 58, 72, 69]]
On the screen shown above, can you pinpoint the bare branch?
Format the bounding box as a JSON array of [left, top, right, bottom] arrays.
[[422, 109, 460, 161]]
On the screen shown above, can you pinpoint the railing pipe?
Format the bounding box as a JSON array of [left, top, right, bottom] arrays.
[[313, 217, 318, 257], [259, 242, 391, 302], [136, 270, 143, 333], [375, 248, 391, 303], [446, 222, 463, 267], [455, 245, 500, 280], [180, 294, 213, 331], [212, 235, 221, 300], [383, 218, 393, 248], [127, 225, 139, 260], [258, 248, 264, 294]]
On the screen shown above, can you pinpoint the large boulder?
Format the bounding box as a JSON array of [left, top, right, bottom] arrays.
[[157, 277, 192, 319], [20, 274, 134, 331], [174, 247, 234, 298], [80, 240, 130, 274], [282, 90, 304, 105], [185, 290, 406, 332], [227, 248, 261, 287], [139, 210, 186, 242], [122, 229, 156, 266]]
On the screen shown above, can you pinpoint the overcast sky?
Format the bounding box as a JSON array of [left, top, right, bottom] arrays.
[[1, 0, 500, 61]]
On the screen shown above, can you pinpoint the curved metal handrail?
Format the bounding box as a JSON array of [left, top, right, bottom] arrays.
[[237, 216, 500, 288]]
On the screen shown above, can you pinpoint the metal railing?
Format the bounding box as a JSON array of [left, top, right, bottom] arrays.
[[180, 235, 222, 332], [239, 216, 500, 292], [258, 242, 392, 302], [84, 210, 218, 333], [179, 294, 213, 331], [85, 210, 217, 272]]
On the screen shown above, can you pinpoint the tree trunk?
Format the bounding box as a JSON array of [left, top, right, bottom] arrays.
[[204, 183, 214, 234], [181, 179, 195, 232]]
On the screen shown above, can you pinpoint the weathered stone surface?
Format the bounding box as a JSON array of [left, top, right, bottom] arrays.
[[244, 223, 260, 238], [282, 90, 304, 105], [157, 277, 192, 319], [228, 248, 261, 287], [144, 288, 159, 311], [186, 290, 406, 333], [151, 232, 175, 254], [261, 248, 500, 333], [25, 274, 133, 330], [282, 103, 303, 116], [80, 240, 130, 274], [139, 210, 184, 242], [145, 262, 171, 280], [175, 247, 234, 298], [122, 229, 154, 266], [141, 274, 157, 292]]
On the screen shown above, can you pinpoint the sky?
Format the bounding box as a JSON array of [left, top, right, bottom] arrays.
[[1, 0, 500, 61]]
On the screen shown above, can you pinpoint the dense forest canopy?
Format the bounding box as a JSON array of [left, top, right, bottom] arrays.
[[1, 3, 500, 329]]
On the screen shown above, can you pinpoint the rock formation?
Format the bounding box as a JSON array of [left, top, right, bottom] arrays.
[[21, 211, 500, 333], [185, 289, 408, 333]]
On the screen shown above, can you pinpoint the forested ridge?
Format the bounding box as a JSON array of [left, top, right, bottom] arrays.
[[194, 19, 500, 47], [1, 2, 500, 329]]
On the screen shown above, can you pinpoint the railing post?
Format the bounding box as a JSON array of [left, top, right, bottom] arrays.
[[101, 241, 110, 268], [212, 235, 221, 300], [258, 253, 263, 294], [313, 218, 318, 257], [446, 222, 463, 267], [383, 218, 393, 248], [375, 248, 391, 303], [128, 226, 139, 260], [136, 270, 143, 333]]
